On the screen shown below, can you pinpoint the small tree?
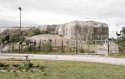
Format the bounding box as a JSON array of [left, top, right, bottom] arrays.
[[116, 27, 125, 53]]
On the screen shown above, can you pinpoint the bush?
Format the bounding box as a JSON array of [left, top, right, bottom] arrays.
[[79, 48, 95, 53], [0, 62, 45, 72], [79, 49, 85, 53]]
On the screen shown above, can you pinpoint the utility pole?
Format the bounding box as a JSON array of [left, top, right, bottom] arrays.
[[18, 7, 22, 53]]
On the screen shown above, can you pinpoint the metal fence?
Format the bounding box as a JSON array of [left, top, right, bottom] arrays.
[[2, 39, 118, 55]]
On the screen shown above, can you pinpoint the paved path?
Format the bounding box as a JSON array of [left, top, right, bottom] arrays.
[[0, 53, 125, 65]]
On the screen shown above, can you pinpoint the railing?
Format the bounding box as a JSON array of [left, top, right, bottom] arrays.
[[0, 54, 30, 68]]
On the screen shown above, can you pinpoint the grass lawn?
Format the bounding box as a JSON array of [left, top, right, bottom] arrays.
[[0, 60, 125, 79], [108, 53, 125, 58]]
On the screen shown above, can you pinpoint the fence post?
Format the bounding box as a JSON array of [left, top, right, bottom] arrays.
[[12, 42, 14, 52], [33, 41, 36, 52], [29, 42, 32, 52], [55, 39, 56, 46], [61, 39, 64, 53], [42, 40, 44, 52], [75, 40, 78, 54], [49, 39, 52, 52], [20, 43, 22, 53], [19, 42, 20, 53], [39, 40, 41, 52]]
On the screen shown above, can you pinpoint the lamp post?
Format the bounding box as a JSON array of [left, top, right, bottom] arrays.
[[18, 7, 22, 30], [18, 7, 22, 53]]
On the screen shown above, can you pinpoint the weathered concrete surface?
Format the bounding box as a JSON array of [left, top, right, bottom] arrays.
[[40, 20, 109, 40]]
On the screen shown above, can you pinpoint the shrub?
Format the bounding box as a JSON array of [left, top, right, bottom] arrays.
[[79, 49, 85, 53], [79, 48, 95, 53]]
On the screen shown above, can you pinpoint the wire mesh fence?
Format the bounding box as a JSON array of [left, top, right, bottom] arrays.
[[3, 39, 118, 55]]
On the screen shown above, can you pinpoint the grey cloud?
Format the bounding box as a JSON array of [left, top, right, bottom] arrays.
[[0, 18, 39, 26], [1, 0, 125, 19], [0, 0, 125, 29]]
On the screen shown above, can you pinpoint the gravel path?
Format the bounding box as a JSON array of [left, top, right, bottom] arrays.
[[0, 53, 125, 65]]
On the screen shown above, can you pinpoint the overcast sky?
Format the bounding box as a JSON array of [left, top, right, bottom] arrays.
[[0, 0, 125, 37]]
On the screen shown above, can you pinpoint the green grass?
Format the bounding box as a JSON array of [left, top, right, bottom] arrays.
[[0, 60, 125, 79], [108, 53, 125, 58]]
